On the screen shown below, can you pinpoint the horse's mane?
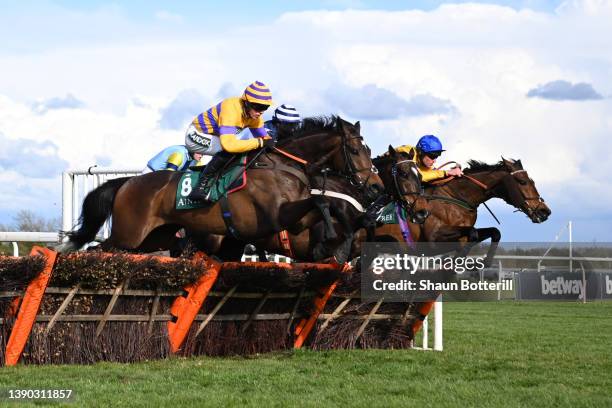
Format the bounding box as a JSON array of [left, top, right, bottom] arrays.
[[463, 160, 502, 174], [372, 150, 411, 167], [464, 159, 523, 174], [277, 115, 341, 143]]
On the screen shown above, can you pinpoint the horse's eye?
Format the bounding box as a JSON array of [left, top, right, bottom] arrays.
[[518, 180, 527, 185]]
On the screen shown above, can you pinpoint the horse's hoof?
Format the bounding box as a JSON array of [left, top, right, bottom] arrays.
[[243, 244, 257, 255]]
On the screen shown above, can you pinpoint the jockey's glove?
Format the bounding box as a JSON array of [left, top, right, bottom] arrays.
[[262, 138, 277, 149]]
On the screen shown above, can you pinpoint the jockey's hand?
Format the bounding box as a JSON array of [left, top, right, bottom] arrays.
[[447, 167, 463, 177], [262, 138, 277, 149]]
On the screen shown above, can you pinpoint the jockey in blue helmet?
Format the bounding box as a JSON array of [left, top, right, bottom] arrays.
[[396, 135, 463, 182]]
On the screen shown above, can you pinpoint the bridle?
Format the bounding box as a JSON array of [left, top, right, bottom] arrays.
[[506, 169, 547, 219], [270, 124, 379, 202], [391, 159, 423, 213], [339, 130, 377, 192]]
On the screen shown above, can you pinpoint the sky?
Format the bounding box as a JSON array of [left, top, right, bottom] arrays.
[[0, 0, 610, 242]]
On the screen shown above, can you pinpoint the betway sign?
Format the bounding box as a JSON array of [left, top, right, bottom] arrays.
[[541, 276, 585, 297], [516, 271, 612, 300]]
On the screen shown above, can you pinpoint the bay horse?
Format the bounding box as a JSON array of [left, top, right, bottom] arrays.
[[58, 116, 384, 253], [214, 146, 429, 262], [370, 158, 551, 264]]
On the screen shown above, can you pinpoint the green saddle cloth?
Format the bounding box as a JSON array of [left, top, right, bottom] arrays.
[[176, 154, 247, 210], [376, 202, 406, 225]]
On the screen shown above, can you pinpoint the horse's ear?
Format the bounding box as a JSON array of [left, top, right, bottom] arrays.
[[516, 159, 523, 169], [388, 145, 396, 157], [354, 121, 361, 132]]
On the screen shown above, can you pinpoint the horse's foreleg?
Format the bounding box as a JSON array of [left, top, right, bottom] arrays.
[[329, 207, 354, 264], [428, 226, 501, 266], [313, 197, 337, 240], [475, 227, 501, 267], [256, 247, 269, 262]]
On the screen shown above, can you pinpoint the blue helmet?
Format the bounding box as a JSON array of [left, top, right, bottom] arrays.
[[416, 135, 444, 153]]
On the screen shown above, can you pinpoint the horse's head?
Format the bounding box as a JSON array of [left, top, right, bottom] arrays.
[[281, 116, 383, 201], [372, 146, 429, 224], [498, 158, 551, 223], [334, 118, 384, 200]]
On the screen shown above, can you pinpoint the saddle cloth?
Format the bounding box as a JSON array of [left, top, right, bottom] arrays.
[[175, 154, 247, 210]]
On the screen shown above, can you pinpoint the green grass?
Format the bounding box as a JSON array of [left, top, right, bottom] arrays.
[[1, 302, 611, 407]]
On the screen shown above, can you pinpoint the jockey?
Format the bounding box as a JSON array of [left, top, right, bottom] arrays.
[[264, 104, 301, 140], [366, 134, 461, 219], [142, 144, 204, 174], [396, 135, 463, 182], [186, 81, 275, 202]]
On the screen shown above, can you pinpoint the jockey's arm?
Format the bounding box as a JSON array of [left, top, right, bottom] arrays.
[[219, 126, 269, 153], [165, 152, 184, 171], [420, 168, 448, 183]]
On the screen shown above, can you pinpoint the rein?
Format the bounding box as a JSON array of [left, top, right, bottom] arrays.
[[273, 131, 371, 188], [425, 164, 500, 223], [272, 147, 308, 165]]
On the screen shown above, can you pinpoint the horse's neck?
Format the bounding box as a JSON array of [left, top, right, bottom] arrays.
[[314, 175, 360, 195], [282, 133, 338, 164], [432, 171, 506, 206]]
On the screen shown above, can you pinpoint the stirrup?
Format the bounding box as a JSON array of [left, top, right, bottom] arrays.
[[188, 178, 212, 201], [188, 187, 212, 202]]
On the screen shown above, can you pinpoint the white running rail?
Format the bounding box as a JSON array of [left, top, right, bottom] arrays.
[[62, 168, 141, 240]]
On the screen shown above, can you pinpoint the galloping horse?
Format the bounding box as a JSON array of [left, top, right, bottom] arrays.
[[59, 116, 384, 253], [220, 146, 429, 262], [372, 158, 551, 264]]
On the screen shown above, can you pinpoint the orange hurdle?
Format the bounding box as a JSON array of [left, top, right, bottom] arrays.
[[411, 301, 436, 336], [5, 246, 57, 366], [167, 252, 221, 353], [294, 262, 351, 349]]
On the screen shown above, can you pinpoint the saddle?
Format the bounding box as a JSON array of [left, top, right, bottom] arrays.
[[176, 154, 248, 210]]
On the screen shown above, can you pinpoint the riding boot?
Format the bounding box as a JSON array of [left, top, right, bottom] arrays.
[[365, 194, 390, 219], [188, 151, 232, 202]]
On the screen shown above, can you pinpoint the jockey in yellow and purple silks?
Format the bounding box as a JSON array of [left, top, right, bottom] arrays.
[[396, 135, 463, 183], [186, 81, 275, 202]]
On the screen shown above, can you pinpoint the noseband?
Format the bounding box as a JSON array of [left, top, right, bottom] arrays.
[[507, 169, 546, 218], [340, 131, 376, 192]]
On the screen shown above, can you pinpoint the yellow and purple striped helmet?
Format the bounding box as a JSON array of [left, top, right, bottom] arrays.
[[242, 81, 273, 106]]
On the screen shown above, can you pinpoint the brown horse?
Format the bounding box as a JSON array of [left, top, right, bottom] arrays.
[[58, 116, 384, 253], [371, 158, 551, 264], [213, 146, 429, 262]]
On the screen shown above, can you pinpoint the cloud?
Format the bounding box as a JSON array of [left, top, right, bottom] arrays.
[[0, 133, 69, 178], [325, 84, 456, 120], [155, 10, 183, 23], [31, 93, 85, 114], [0, 3, 611, 238], [94, 155, 112, 167], [216, 82, 240, 100], [526, 80, 603, 100], [158, 89, 206, 130]]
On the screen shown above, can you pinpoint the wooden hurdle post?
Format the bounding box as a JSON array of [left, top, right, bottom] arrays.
[[294, 262, 351, 349], [167, 252, 221, 353], [4, 247, 57, 366]]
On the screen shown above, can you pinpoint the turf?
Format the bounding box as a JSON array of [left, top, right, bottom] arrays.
[[1, 301, 610, 407]]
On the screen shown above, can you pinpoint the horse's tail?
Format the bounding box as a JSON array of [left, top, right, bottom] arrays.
[[57, 176, 132, 252]]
